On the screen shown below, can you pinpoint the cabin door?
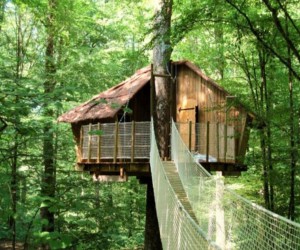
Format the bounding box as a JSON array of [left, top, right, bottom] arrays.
[[177, 99, 198, 152]]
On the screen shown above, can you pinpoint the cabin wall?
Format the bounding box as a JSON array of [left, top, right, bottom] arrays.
[[129, 83, 151, 122], [175, 65, 249, 163]]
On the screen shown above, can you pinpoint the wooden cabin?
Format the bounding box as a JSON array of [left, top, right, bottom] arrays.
[[58, 60, 253, 178]]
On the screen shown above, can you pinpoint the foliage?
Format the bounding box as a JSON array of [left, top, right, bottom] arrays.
[[1, 0, 300, 248]]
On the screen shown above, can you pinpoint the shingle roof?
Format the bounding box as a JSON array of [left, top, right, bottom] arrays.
[[58, 66, 151, 123]]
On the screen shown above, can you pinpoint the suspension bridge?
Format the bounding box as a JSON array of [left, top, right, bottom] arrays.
[[58, 60, 300, 249], [150, 120, 300, 250]]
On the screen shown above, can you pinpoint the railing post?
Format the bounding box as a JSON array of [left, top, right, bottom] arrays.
[[206, 121, 210, 162], [188, 120, 192, 152], [80, 125, 83, 161], [88, 123, 92, 162], [97, 122, 101, 163], [131, 121, 135, 163], [224, 124, 227, 163], [114, 121, 119, 163], [216, 122, 220, 161]]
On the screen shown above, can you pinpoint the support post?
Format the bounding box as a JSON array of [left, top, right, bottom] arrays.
[[206, 121, 210, 162], [170, 61, 174, 121], [131, 121, 135, 163], [216, 122, 220, 161], [114, 121, 119, 163], [188, 120, 192, 152], [97, 122, 101, 163], [224, 124, 227, 163], [79, 125, 83, 162], [88, 123, 92, 162]]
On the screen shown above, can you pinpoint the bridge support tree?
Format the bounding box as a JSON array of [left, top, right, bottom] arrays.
[[144, 178, 163, 250], [145, 0, 173, 248]]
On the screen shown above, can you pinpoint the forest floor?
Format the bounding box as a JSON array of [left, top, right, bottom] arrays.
[[0, 241, 24, 250]]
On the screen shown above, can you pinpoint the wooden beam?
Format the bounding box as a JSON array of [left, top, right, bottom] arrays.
[[216, 122, 220, 161], [79, 125, 83, 162], [169, 61, 176, 121], [97, 122, 101, 163], [206, 121, 210, 162], [224, 124, 227, 163], [113, 121, 119, 163], [153, 73, 171, 78], [88, 123, 92, 162], [188, 120, 192, 152]]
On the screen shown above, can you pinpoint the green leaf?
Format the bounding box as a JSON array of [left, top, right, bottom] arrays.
[[123, 107, 133, 114], [88, 129, 103, 136]]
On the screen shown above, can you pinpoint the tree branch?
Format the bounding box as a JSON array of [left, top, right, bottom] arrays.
[[225, 0, 300, 81]]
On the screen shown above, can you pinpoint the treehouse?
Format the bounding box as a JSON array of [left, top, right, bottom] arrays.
[[58, 60, 253, 178]]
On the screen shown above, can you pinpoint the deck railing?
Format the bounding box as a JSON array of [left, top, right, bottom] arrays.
[[79, 121, 237, 164], [176, 122, 236, 163], [80, 121, 151, 162]]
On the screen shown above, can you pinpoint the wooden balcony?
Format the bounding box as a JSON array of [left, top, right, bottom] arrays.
[[77, 121, 151, 177], [76, 121, 246, 177]]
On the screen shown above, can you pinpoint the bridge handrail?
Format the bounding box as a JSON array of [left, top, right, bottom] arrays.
[[150, 120, 220, 250], [171, 119, 300, 249]]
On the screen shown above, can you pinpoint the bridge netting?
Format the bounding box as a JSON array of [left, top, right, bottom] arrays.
[[150, 119, 300, 249]]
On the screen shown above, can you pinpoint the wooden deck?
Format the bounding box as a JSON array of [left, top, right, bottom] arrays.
[[77, 161, 150, 178]]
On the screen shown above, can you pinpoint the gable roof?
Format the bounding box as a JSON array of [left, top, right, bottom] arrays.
[[58, 60, 244, 124], [58, 66, 151, 123]]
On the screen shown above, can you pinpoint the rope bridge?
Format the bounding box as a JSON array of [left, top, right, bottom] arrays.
[[150, 120, 300, 250]]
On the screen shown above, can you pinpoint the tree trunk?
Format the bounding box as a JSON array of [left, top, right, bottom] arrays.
[[214, 0, 225, 80], [10, 136, 18, 250], [287, 34, 296, 221], [145, 1, 173, 248], [40, 0, 57, 236], [260, 129, 270, 209], [9, 10, 23, 249], [259, 49, 274, 210], [0, 0, 5, 31], [144, 179, 162, 250], [153, 0, 173, 159]]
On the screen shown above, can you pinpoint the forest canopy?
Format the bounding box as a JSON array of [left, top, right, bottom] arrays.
[[0, 0, 300, 249]]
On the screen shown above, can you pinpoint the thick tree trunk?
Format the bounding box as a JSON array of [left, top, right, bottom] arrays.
[[153, 0, 173, 159], [40, 0, 56, 236], [145, 1, 173, 248], [144, 179, 162, 250]]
